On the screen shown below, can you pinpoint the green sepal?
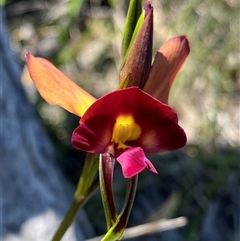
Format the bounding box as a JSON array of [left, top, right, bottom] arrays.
[[122, 0, 143, 59], [99, 153, 118, 230], [120, 12, 144, 70], [101, 175, 138, 241]]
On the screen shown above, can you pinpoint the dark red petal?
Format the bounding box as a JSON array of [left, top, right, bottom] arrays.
[[132, 117, 186, 152], [80, 87, 186, 154], [116, 147, 158, 178], [81, 87, 178, 124], [72, 115, 115, 153]]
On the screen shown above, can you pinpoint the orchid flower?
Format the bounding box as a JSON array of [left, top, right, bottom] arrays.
[[71, 87, 186, 178], [26, 1, 189, 180], [26, 1, 190, 239], [26, 53, 186, 178]]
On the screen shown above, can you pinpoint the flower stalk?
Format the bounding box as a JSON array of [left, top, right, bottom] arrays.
[[101, 175, 138, 241], [51, 154, 99, 241]]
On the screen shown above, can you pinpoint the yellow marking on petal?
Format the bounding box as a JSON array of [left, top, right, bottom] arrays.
[[112, 115, 141, 149]]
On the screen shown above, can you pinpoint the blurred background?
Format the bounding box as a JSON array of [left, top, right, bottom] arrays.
[[2, 0, 239, 240]]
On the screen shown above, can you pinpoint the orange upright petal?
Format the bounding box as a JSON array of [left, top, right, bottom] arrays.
[[26, 53, 96, 117], [143, 35, 190, 104]]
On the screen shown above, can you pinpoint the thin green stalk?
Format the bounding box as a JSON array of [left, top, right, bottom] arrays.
[[51, 154, 99, 241], [51, 179, 99, 241]]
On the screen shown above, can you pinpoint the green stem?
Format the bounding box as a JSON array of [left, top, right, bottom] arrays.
[[52, 180, 99, 241], [51, 179, 99, 241], [51, 153, 99, 241]]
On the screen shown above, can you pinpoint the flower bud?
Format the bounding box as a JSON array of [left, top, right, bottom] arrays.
[[119, 2, 153, 89]]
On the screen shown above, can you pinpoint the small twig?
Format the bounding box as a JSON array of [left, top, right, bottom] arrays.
[[86, 216, 188, 241]]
